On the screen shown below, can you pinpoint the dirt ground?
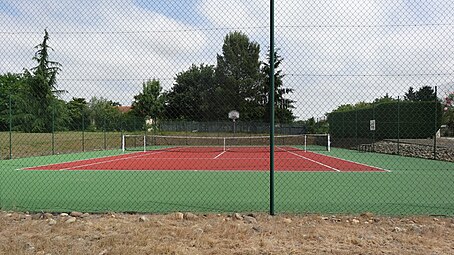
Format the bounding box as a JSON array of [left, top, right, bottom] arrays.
[[0, 211, 453, 255]]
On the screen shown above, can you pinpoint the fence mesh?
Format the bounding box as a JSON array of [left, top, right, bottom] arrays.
[[1, 1, 454, 215]]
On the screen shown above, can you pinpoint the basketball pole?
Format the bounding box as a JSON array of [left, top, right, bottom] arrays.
[[269, 0, 275, 216]]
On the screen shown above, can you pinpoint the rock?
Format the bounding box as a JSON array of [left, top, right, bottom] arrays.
[[32, 213, 43, 220], [169, 212, 184, 220], [139, 216, 149, 222], [233, 213, 243, 220], [98, 249, 108, 255], [410, 224, 422, 234], [243, 216, 257, 224], [43, 213, 53, 219], [360, 212, 374, 218], [70, 211, 83, 217], [183, 212, 198, 220], [65, 217, 76, 223], [321, 217, 329, 221], [283, 218, 292, 224], [392, 227, 406, 233], [48, 219, 57, 225], [60, 213, 69, 217], [81, 213, 90, 218], [352, 219, 360, 224]]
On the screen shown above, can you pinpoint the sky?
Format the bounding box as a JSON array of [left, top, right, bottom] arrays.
[[1, 0, 454, 120]]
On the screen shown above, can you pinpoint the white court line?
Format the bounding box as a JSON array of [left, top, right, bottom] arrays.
[[278, 147, 390, 173], [278, 147, 341, 172], [213, 151, 227, 159], [59, 151, 165, 171]]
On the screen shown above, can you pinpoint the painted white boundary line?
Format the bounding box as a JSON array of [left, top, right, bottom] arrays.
[[281, 148, 341, 172], [213, 151, 227, 159], [60, 151, 165, 170]]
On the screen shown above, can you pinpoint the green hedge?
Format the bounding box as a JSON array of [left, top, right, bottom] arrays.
[[328, 101, 443, 139]]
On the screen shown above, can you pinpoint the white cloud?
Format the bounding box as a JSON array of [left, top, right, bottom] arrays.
[[1, 0, 453, 119]]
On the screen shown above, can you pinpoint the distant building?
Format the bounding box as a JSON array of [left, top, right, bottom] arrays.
[[116, 106, 132, 114]]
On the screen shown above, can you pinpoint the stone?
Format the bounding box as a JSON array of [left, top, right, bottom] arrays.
[[360, 212, 374, 218], [392, 227, 406, 233], [243, 216, 257, 224], [60, 213, 69, 217], [283, 218, 292, 224], [70, 211, 83, 217], [352, 219, 360, 224], [169, 212, 184, 220], [48, 219, 57, 225], [139, 216, 149, 222], [65, 217, 76, 223], [183, 212, 198, 220], [233, 213, 243, 220], [43, 213, 53, 219]]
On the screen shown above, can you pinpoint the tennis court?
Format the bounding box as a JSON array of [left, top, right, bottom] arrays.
[[23, 146, 387, 172], [23, 134, 386, 172]]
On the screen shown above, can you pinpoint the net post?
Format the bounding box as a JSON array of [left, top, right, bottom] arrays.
[[143, 135, 146, 152], [304, 135, 307, 152], [327, 133, 331, 152], [121, 134, 125, 152], [223, 137, 226, 152]]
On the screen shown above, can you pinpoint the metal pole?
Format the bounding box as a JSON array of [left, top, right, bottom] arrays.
[[434, 86, 438, 159], [397, 96, 400, 155], [8, 95, 12, 160], [52, 102, 55, 155], [269, 0, 275, 216], [82, 110, 85, 152]]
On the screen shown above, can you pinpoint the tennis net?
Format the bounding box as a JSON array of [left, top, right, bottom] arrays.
[[122, 134, 330, 153]]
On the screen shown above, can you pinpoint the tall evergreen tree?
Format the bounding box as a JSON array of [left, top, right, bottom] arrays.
[[215, 31, 262, 120], [260, 49, 295, 123], [22, 29, 63, 132]]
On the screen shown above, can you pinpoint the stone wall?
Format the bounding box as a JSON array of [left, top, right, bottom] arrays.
[[371, 141, 454, 162]]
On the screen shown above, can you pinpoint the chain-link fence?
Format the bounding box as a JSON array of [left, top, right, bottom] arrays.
[[1, 1, 454, 215]]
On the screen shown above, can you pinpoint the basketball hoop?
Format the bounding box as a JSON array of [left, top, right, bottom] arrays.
[[228, 110, 240, 122], [228, 110, 239, 134]]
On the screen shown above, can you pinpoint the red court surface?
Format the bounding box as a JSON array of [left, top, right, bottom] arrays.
[[25, 147, 387, 172]]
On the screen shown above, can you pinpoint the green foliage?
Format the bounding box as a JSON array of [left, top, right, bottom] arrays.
[[67, 98, 90, 131], [162, 33, 295, 123], [132, 79, 165, 119], [164, 64, 217, 121], [261, 49, 295, 123], [405, 86, 436, 101], [20, 29, 63, 132], [443, 92, 454, 129], [300, 117, 329, 134], [88, 97, 123, 131], [215, 31, 262, 121], [0, 73, 26, 131]]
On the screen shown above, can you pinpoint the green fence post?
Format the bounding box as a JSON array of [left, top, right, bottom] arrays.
[[51, 101, 55, 155], [397, 96, 400, 155], [103, 117, 107, 150], [8, 94, 12, 160], [269, 0, 275, 216], [82, 109, 85, 152], [434, 86, 438, 159]]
